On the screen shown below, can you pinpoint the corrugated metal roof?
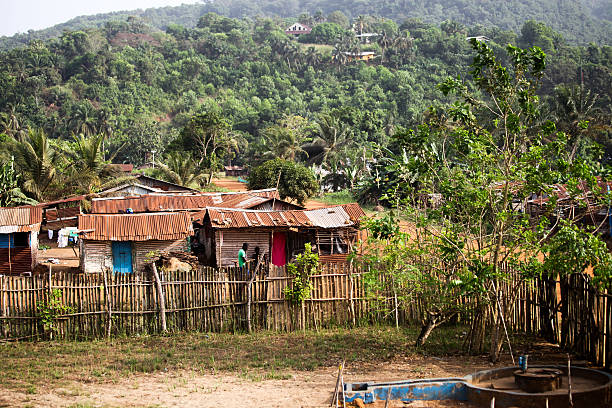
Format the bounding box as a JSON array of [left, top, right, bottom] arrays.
[[205, 203, 365, 229], [91, 189, 281, 214], [0, 206, 42, 227], [78, 212, 193, 241]]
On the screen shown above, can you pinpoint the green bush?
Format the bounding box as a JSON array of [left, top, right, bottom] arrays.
[[248, 159, 319, 205]]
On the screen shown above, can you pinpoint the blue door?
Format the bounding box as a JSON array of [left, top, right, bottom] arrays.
[[112, 242, 133, 274]]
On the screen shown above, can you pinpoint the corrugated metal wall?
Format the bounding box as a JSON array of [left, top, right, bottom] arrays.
[[216, 230, 271, 267]]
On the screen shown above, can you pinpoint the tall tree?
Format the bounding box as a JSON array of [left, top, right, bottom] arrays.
[[12, 128, 60, 201]]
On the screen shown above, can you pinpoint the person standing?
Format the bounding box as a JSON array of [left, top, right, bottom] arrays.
[[238, 242, 248, 268]]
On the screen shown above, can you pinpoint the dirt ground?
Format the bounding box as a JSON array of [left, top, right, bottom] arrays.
[[37, 234, 80, 270], [211, 177, 248, 192], [0, 356, 495, 408]]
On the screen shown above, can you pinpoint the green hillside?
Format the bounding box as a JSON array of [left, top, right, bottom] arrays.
[[0, 12, 610, 202], [1, 0, 611, 50]]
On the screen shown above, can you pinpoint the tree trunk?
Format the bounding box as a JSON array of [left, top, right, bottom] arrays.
[[416, 314, 440, 347]]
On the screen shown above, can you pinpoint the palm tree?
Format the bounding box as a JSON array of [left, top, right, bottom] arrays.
[[554, 83, 601, 160], [156, 152, 205, 189], [354, 15, 368, 35], [65, 133, 132, 194], [69, 102, 98, 137], [262, 125, 308, 161], [305, 46, 321, 66], [307, 114, 352, 167], [12, 128, 60, 201]]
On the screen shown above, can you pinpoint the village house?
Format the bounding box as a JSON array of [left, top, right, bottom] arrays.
[[224, 165, 248, 178], [97, 174, 196, 197], [0, 206, 42, 275], [192, 203, 365, 267], [344, 51, 376, 62], [78, 212, 193, 274], [285, 22, 312, 36]]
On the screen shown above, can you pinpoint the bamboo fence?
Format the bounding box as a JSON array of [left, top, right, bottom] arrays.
[[0, 263, 609, 369]]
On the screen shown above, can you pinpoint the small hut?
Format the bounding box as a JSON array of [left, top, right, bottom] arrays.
[[78, 212, 193, 274], [193, 203, 366, 267], [0, 206, 42, 275]]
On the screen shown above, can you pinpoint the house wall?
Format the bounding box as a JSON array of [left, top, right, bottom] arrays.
[[132, 239, 189, 272], [215, 230, 271, 267], [81, 240, 113, 273], [0, 232, 37, 275], [82, 239, 189, 273]]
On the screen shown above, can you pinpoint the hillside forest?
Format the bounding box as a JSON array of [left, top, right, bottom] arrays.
[[0, 10, 611, 206]]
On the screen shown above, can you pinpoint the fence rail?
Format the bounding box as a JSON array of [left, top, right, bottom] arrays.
[[0, 263, 610, 369]]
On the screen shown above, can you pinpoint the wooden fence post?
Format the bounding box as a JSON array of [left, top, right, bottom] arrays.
[[102, 270, 112, 338], [247, 256, 263, 333], [151, 262, 167, 332], [0, 276, 5, 339]]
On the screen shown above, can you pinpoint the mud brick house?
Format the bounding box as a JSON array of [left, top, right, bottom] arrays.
[[78, 212, 193, 274], [0, 206, 42, 275], [192, 203, 365, 267]]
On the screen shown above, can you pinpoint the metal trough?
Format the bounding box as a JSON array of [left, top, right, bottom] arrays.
[[343, 366, 612, 407]]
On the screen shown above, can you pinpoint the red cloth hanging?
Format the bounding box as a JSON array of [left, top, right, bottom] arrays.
[[272, 232, 287, 266]]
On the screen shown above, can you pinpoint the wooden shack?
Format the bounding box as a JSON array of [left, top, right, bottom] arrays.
[[0, 206, 42, 275], [78, 212, 193, 274], [193, 203, 366, 267]]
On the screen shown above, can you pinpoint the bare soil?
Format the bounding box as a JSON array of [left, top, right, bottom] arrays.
[[0, 357, 490, 408], [211, 177, 247, 192]]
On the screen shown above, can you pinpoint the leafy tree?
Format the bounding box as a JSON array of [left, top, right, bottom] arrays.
[[298, 22, 346, 45], [248, 158, 319, 205], [0, 156, 37, 206], [375, 39, 606, 361]]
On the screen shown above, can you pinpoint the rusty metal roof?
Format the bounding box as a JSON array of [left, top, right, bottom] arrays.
[[78, 212, 193, 241], [91, 189, 281, 214], [0, 206, 42, 227], [203, 203, 365, 229]]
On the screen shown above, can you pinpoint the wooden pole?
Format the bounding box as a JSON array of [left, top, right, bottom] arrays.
[[102, 269, 112, 338], [247, 255, 263, 333], [151, 262, 167, 332], [568, 354, 574, 407], [384, 387, 390, 408], [0, 276, 5, 339], [490, 396, 495, 407], [7, 234, 11, 275], [330, 361, 344, 407]]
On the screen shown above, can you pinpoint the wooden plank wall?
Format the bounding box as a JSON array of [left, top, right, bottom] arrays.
[[0, 265, 609, 370]]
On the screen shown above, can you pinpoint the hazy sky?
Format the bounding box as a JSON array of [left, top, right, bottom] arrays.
[[1, 0, 202, 37]]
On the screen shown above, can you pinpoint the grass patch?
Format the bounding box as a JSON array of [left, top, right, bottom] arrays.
[[319, 190, 357, 205], [0, 325, 471, 392], [201, 182, 231, 192]]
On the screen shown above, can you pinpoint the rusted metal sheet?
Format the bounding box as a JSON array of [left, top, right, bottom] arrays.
[[91, 189, 281, 214], [0, 247, 32, 275], [46, 206, 80, 221], [216, 230, 270, 267], [0, 206, 42, 227], [78, 212, 193, 241], [206, 204, 365, 229]]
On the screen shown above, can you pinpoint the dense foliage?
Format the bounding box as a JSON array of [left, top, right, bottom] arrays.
[[247, 159, 319, 205], [2, 0, 610, 50], [0, 10, 610, 204]]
